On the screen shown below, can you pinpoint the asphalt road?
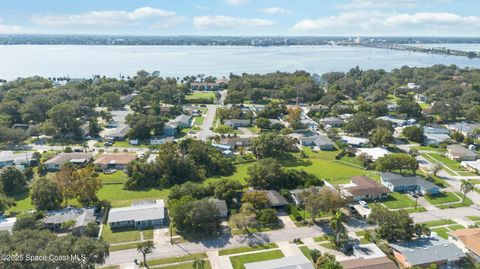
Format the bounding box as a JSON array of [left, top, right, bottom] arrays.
[[197, 104, 217, 141]]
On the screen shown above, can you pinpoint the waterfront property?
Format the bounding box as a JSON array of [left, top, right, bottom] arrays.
[[108, 199, 166, 229]]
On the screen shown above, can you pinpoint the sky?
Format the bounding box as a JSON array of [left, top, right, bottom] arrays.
[[1, 0, 480, 36]]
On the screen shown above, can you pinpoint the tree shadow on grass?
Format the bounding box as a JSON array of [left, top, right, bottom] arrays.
[[278, 154, 312, 168]]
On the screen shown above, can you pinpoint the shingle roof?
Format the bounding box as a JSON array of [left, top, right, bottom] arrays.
[[174, 114, 192, 125], [108, 200, 165, 223], [346, 176, 390, 197], [43, 207, 95, 228], [44, 153, 93, 165], [264, 190, 289, 207], [447, 144, 477, 158], [381, 172, 437, 190], [340, 257, 398, 269], [450, 228, 480, 256], [390, 237, 465, 266], [244, 255, 314, 269], [94, 153, 137, 165]]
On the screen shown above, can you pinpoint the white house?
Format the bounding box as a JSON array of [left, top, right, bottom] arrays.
[[108, 200, 166, 229], [355, 147, 391, 161]]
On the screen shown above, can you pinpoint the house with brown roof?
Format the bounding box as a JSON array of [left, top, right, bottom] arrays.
[[340, 243, 398, 269], [44, 152, 93, 171], [449, 228, 480, 262], [446, 144, 477, 161], [93, 153, 137, 170], [341, 176, 390, 201]]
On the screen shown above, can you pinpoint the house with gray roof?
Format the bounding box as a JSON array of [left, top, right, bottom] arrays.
[[446, 122, 480, 137], [224, 119, 251, 128], [446, 144, 477, 161], [264, 190, 289, 209], [320, 117, 344, 127], [380, 172, 440, 195], [44, 152, 93, 171], [173, 114, 193, 128], [210, 198, 228, 218], [244, 255, 314, 269], [390, 236, 465, 268], [299, 135, 335, 150], [43, 207, 96, 235], [108, 199, 166, 229], [290, 186, 325, 206], [104, 124, 130, 141], [0, 151, 37, 169]]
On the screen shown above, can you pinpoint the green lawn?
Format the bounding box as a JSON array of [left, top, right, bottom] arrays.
[[423, 153, 476, 176], [195, 116, 205, 125], [319, 242, 337, 250], [423, 219, 456, 228], [229, 250, 284, 269], [97, 184, 169, 208], [7, 190, 34, 214], [468, 216, 480, 221], [112, 140, 150, 148], [431, 227, 450, 239], [449, 224, 466, 231], [185, 92, 216, 104], [368, 192, 416, 209], [147, 253, 208, 267], [99, 171, 129, 184], [160, 262, 211, 269], [299, 246, 313, 261], [219, 243, 278, 256], [424, 192, 460, 205], [109, 240, 153, 251], [101, 224, 141, 244], [436, 193, 472, 209], [412, 146, 446, 153]]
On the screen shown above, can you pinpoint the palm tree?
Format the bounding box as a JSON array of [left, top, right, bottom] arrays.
[[329, 211, 347, 246], [460, 179, 475, 204], [192, 256, 206, 269], [137, 241, 155, 268]]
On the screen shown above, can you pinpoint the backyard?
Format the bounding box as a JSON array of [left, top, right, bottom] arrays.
[[185, 91, 216, 104]]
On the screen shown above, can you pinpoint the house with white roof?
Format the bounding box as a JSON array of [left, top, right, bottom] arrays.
[[340, 136, 369, 147], [108, 199, 166, 229], [0, 151, 37, 169], [244, 255, 314, 269], [355, 147, 391, 161]]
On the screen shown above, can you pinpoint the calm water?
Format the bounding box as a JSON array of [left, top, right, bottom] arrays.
[[1, 45, 480, 80]]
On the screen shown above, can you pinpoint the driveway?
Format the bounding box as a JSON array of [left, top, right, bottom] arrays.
[[277, 212, 296, 229]]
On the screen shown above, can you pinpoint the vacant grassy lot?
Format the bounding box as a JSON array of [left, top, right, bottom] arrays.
[[99, 171, 129, 184], [424, 192, 460, 205], [185, 91, 216, 104], [423, 153, 475, 176], [101, 224, 141, 244], [219, 243, 278, 256], [229, 250, 284, 269], [112, 140, 150, 148], [97, 184, 169, 208]]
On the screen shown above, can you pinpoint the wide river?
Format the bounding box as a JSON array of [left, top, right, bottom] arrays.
[[1, 45, 480, 80]]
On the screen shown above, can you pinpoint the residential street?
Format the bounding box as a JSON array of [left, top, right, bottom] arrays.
[[197, 104, 217, 141]]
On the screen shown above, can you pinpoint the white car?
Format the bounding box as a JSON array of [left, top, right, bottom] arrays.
[[359, 200, 369, 208]]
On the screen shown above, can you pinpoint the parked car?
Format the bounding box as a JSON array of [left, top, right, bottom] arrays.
[[359, 200, 368, 208], [408, 191, 418, 198]]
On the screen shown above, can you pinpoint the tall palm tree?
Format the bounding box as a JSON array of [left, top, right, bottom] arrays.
[[460, 179, 475, 204], [137, 241, 155, 268], [192, 256, 206, 269], [329, 211, 347, 246]]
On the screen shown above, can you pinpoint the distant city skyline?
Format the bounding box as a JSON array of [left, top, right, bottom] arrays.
[[1, 0, 480, 36]]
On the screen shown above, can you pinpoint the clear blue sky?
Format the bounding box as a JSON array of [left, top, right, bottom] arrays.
[[1, 0, 479, 36]]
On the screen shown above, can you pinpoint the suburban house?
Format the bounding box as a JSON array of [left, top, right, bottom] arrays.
[[449, 228, 480, 262], [380, 172, 440, 195], [108, 110, 132, 127], [340, 243, 398, 269], [355, 147, 390, 161], [210, 198, 228, 218], [446, 122, 480, 137], [44, 152, 93, 171], [299, 135, 335, 150], [300, 117, 318, 129], [172, 114, 193, 128], [424, 125, 450, 135], [108, 200, 166, 229], [219, 137, 251, 148], [190, 82, 222, 91], [253, 190, 289, 209], [93, 153, 137, 170], [244, 255, 314, 269], [0, 217, 16, 234], [461, 160, 480, 174], [390, 236, 465, 268], [414, 93, 427, 102], [446, 144, 477, 161], [424, 133, 451, 145], [341, 176, 390, 201], [290, 186, 325, 206], [340, 136, 369, 148], [377, 116, 409, 127], [43, 207, 96, 235], [224, 119, 251, 128], [149, 136, 174, 145], [0, 151, 37, 169], [319, 117, 344, 128], [163, 122, 178, 136], [146, 154, 158, 164], [104, 124, 130, 141], [268, 118, 284, 127]]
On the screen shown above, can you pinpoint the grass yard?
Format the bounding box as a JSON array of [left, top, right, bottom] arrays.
[[423, 219, 456, 228], [431, 227, 450, 239], [97, 184, 169, 208], [219, 243, 278, 256], [299, 246, 313, 261], [468, 216, 480, 221], [319, 242, 337, 250], [195, 116, 205, 125], [368, 192, 416, 209], [7, 190, 34, 214], [109, 240, 153, 251], [424, 192, 460, 205], [449, 224, 466, 231], [436, 193, 472, 209], [99, 171, 129, 184], [185, 91, 216, 104], [412, 146, 446, 153], [112, 140, 150, 148], [160, 262, 211, 269], [423, 153, 476, 176], [229, 250, 284, 269], [147, 253, 208, 267], [101, 224, 141, 244]]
